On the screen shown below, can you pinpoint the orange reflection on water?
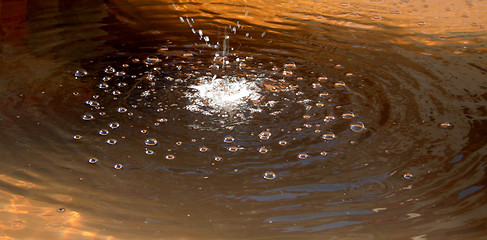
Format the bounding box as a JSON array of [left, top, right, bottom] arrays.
[[0, 174, 114, 240]]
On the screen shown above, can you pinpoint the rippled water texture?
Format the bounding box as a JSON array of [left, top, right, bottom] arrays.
[[1, 0, 486, 239]]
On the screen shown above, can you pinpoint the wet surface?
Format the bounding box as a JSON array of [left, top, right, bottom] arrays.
[[0, 0, 486, 239]]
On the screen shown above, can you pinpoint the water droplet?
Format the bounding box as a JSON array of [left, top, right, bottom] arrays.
[[146, 149, 155, 155], [103, 76, 111, 82], [176, 141, 182, 146], [279, 140, 288, 146], [199, 147, 208, 153], [109, 122, 120, 129], [145, 138, 158, 146], [73, 135, 82, 140], [259, 147, 269, 154], [82, 114, 94, 121], [318, 76, 328, 81], [224, 136, 235, 143], [342, 112, 355, 119], [166, 154, 175, 160], [113, 90, 121, 96], [115, 71, 126, 77], [105, 66, 116, 74], [403, 173, 413, 180], [440, 122, 452, 129], [140, 129, 148, 134], [320, 151, 328, 156], [107, 139, 117, 145], [324, 116, 336, 123], [263, 171, 276, 180], [322, 132, 336, 141], [372, 15, 382, 20], [303, 115, 311, 119], [72, 92, 80, 96], [350, 122, 366, 133], [57, 208, 65, 213], [298, 153, 309, 159], [283, 62, 296, 69], [74, 69, 87, 78], [144, 56, 160, 65], [88, 158, 98, 164], [417, 21, 426, 26], [114, 164, 124, 170], [157, 118, 168, 123], [118, 107, 128, 113], [214, 156, 222, 162], [259, 131, 272, 141], [334, 82, 346, 88], [85, 100, 100, 107], [99, 129, 109, 136], [228, 146, 238, 152]]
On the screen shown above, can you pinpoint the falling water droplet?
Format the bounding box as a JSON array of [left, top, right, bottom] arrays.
[[263, 171, 277, 180]]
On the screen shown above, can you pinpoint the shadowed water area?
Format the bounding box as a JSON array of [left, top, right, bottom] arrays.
[[0, 0, 486, 239]]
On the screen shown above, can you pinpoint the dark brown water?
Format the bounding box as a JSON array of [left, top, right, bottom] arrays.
[[1, 0, 486, 239]]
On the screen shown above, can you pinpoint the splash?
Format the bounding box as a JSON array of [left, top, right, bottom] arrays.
[[185, 75, 262, 115]]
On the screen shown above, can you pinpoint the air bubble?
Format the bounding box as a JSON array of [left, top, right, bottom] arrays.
[[224, 136, 235, 143], [259, 147, 269, 154], [114, 164, 124, 170], [263, 171, 277, 180], [99, 129, 109, 136], [144, 56, 160, 65], [350, 122, 366, 133], [145, 138, 158, 146], [403, 173, 413, 180], [74, 69, 87, 78], [259, 131, 272, 141], [440, 122, 452, 129], [82, 114, 94, 121], [199, 147, 208, 153], [117, 107, 128, 113], [105, 66, 116, 74], [342, 112, 355, 119], [322, 132, 336, 141]]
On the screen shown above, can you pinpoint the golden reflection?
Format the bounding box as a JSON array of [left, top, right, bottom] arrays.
[[0, 175, 114, 240]]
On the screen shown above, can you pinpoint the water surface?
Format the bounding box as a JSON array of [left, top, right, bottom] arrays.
[[0, 0, 486, 239]]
